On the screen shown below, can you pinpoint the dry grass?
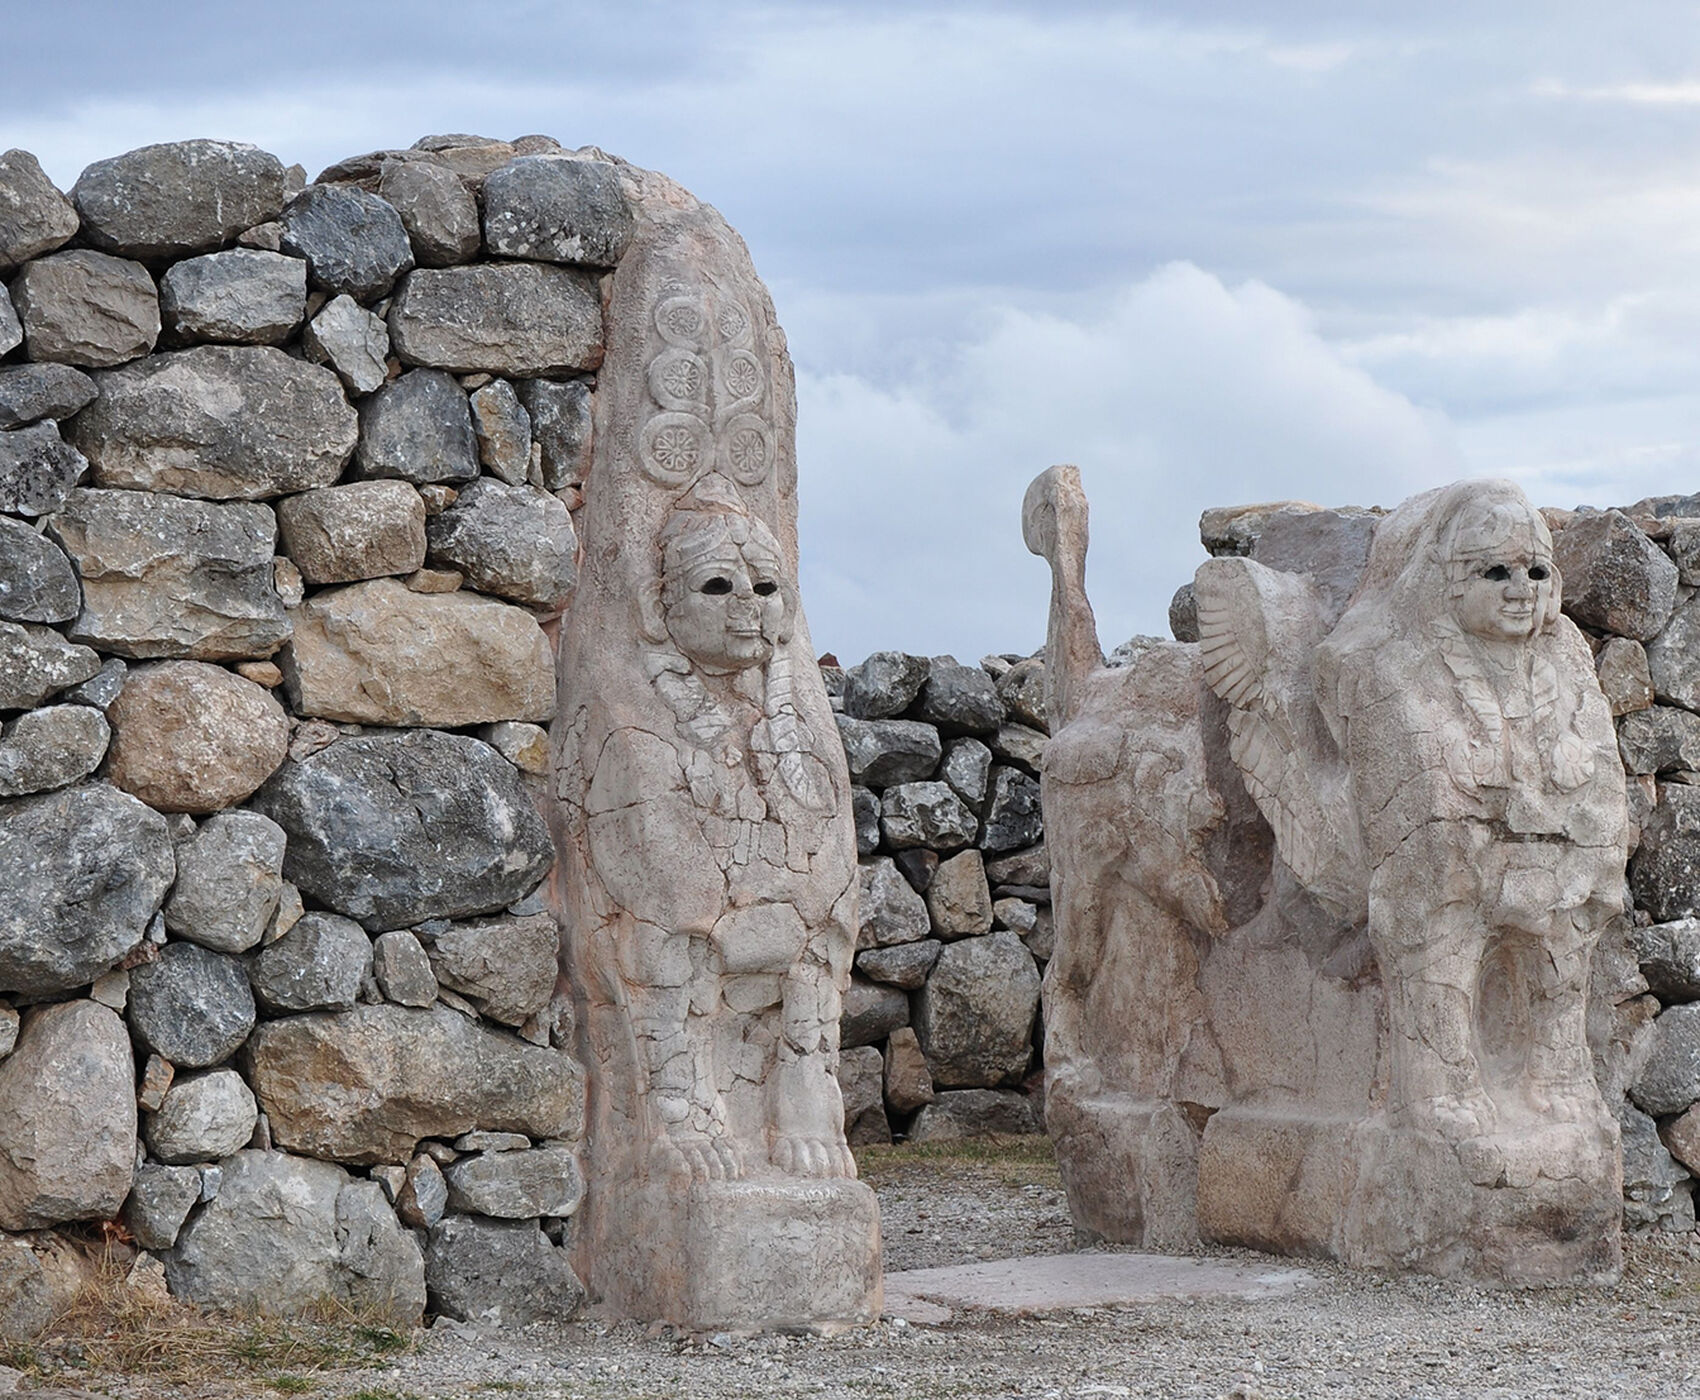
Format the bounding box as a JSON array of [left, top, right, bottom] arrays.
[[853, 1133, 1058, 1188]]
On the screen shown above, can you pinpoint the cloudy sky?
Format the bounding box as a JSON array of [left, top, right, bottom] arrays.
[[9, 2, 1700, 661]]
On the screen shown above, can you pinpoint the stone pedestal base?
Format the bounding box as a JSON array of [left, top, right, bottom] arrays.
[[1196, 1106, 1623, 1286], [586, 1175, 882, 1330], [1046, 1089, 1200, 1249]]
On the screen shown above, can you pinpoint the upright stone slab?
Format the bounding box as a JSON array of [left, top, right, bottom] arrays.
[[552, 163, 880, 1329], [1025, 468, 1627, 1285]]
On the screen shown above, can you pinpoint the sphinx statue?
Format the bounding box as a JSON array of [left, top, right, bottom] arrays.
[[551, 166, 879, 1329], [1026, 468, 1628, 1284]]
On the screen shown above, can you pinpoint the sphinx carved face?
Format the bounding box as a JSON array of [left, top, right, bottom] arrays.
[[1446, 499, 1557, 642], [662, 518, 788, 673]]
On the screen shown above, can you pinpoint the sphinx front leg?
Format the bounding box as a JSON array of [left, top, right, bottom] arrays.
[[769, 962, 857, 1179]]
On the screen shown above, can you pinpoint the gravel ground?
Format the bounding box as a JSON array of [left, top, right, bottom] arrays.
[[26, 1139, 1700, 1400]]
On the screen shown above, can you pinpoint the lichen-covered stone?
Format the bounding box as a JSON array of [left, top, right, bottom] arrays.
[[1598, 636, 1655, 717], [424, 1214, 583, 1324], [280, 185, 414, 300], [145, 1069, 259, 1165], [1553, 509, 1677, 641], [424, 478, 577, 610], [276, 480, 426, 585], [389, 264, 603, 377], [0, 421, 88, 516], [855, 938, 941, 990], [469, 380, 532, 484], [981, 765, 1044, 853], [925, 850, 994, 939], [915, 656, 1005, 735], [301, 294, 390, 396], [1631, 783, 1700, 923], [913, 931, 1040, 1088], [372, 931, 437, 1008], [442, 1144, 583, 1218], [378, 159, 481, 268], [1631, 1003, 1700, 1117], [0, 149, 78, 270], [482, 156, 634, 266], [164, 810, 286, 955], [0, 704, 109, 797], [351, 368, 477, 485], [843, 651, 930, 720], [9, 250, 160, 367], [0, 621, 99, 710], [248, 912, 372, 1015], [836, 715, 941, 788], [879, 781, 978, 852], [127, 942, 257, 1070], [72, 140, 286, 261], [515, 378, 592, 489], [425, 914, 559, 1026], [122, 1163, 200, 1250], [856, 856, 930, 949], [0, 518, 77, 625], [939, 736, 993, 807], [841, 977, 909, 1048], [158, 248, 306, 346], [0, 363, 96, 429], [1646, 593, 1700, 713]]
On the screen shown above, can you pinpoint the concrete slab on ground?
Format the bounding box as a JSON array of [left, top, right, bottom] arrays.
[[883, 1251, 1314, 1324]]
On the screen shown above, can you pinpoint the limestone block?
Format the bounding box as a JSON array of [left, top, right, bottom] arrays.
[[1598, 637, 1656, 716], [841, 977, 909, 1048], [843, 650, 929, 719], [1621, 1101, 1696, 1232], [469, 379, 532, 484], [251, 729, 554, 931], [0, 704, 107, 796], [836, 715, 942, 787], [836, 1046, 884, 1127], [0, 362, 96, 428], [0, 621, 99, 708], [883, 1027, 935, 1114], [72, 140, 286, 260], [480, 720, 550, 774], [0, 783, 172, 996], [914, 931, 1040, 1087], [980, 766, 1044, 853], [247, 912, 372, 1014], [1646, 593, 1700, 712], [9, 250, 159, 367], [62, 655, 126, 711], [244, 1004, 585, 1164], [351, 368, 477, 485], [424, 1215, 583, 1324], [1630, 919, 1700, 1002], [396, 1153, 447, 1228], [855, 938, 939, 990], [483, 156, 634, 266], [442, 1144, 583, 1218], [915, 656, 1005, 735], [166, 1150, 426, 1321], [425, 477, 578, 609], [389, 263, 603, 377], [1553, 508, 1677, 641], [0, 517, 78, 624], [909, 1088, 1039, 1142], [276, 480, 426, 584], [1618, 705, 1700, 775], [939, 735, 993, 806], [515, 378, 592, 489], [301, 293, 390, 396], [281, 578, 554, 727], [0, 149, 78, 270], [880, 781, 978, 852], [127, 942, 256, 1070], [280, 184, 414, 300], [0, 421, 88, 517], [925, 850, 994, 939], [852, 785, 880, 855], [159, 249, 305, 345], [145, 1069, 259, 1164], [122, 1163, 201, 1250], [372, 931, 438, 1008], [425, 913, 559, 1026], [163, 810, 286, 954], [49, 489, 290, 660], [1671, 522, 1700, 587], [71, 345, 357, 499], [1631, 783, 1700, 922], [990, 722, 1048, 772], [856, 856, 930, 948], [0, 284, 16, 357], [0, 1001, 135, 1229], [997, 656, 1048, 732], [1631, 1003, 1700, 1117], [1660, 1103, 1700, 1175], [378, 158, 481, 267]]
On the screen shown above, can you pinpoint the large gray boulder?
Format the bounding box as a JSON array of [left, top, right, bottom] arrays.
[[70, 346, 357, 499], [0, 704, 109, 797], [913, 930, 1040, 1088], [276, 480, 426, 585], [469, 379, 531, 484], [388, 264, 603, 377], [0, 421, 88, 516], [1621, 1100, 1697, 1233], [144, 1069, 259, 1165], [856, 857, 930, 948], [940, 736, 994, 807], [482, 156, 633, 266], [909, 1089, 1040, 1142], [377, 159, 481, 268], [351, 368, 477, 485], [250, 729, 555, 931], [72, 140, 287, 261], [1618, 706, 1700, 776], [302, 294, 390, 396], [9, 249, 159, 367], [442, 1144, 583, 1218], [516, 378, 592, 489], [981, 766, 1044, 853], [915, 657, 1005, 735], [0, 784, 171, 995], [879, 781, 978, 852], [0, 362, 97, 428], [280, 185, 414, 300], [248, 912, 372, 1014], [1631, 784, 1700, 923], [1630, 919, 1700, 1003], [164, 810, 287, 955], [843, 651, 930, 720], [122, 1163, 201, 1250], [1631, 1003, 1700, 1118], [425, 478, 578, 609], [855, 939, 941, 990], [0, 1001, 135, 1229], [166, 1150, 426, 1322], [1553, 509, 1678, 641], [424, 1215, 583, 1324], [1647, 593, 1700, 713], [49, 489, 289, 660], [0, 518, 78, 625], [841, 977, 909, 1048], [0, 149, 78, 270], [127, 942, 257, 1070], [158, 249, 306, 346], [426, 913, 559, 1026], [245, 1005, 585, 1164], [0, 621, 100, 709], [836, 715, 942, 788]]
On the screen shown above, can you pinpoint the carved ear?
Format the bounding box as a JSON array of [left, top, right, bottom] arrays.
[[638, 576, 668, 643], [1544, 563, 1564, 629], [776, 579, 798, 646]]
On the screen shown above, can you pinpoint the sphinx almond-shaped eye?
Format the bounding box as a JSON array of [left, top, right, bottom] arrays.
[[753, 580, 778, 597], [1483, 564, 1511, 581], [701, 577, 733, 595], [1528, 564, 1549, 581]]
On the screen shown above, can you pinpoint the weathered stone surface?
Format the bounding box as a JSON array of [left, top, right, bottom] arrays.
[[857, 857, 930, 949], [71, 346, 356, 500], [62, 655, 126, 711], [841, 977, 909, 1048], [0, 285, 16, 357], [443, 1144, 582, 1218], [880, 781, 978, 852], [0, 621, 98, 709], [73, 141, 286, 261], [378, 159, 481, 267], [276, 480, 426, 585], [836, 715, 941, 788], [280, 185, 413, 300], [1598, 636, 1655, 717], [916, 657, 1005, 735], [1630, 919, 1700, 1003], [166, 1149, 426, 1321], [0, 363, 96, 428], [122, 1163, 201, 1250], [49, 489, 289, 659], [997, 657, 1048, 732], [0, 150, 77, 270], [843, 651, 930, 720], [469, 380, 532, 484], [852, 785, 880, 856], [1646, 593, 1700, 713], [424, 1215, 583, 1324], [1632, 1004, 1700, 1117], [894, 849, 939, 892], [856, 939, 941, 990], [426, 914, 559, 1026], [990, 723, 1048, 772], [985, 843, 1051, 891], [164, 810, 286, 955], [1169, 584, 1201, 642], [0, 784, 171, 994], [909, 1089, 1039, 1142], [1619, 706, 1700, 776], [884, 1027, 936, 1115], [1622, 1101, 1697, 1232], [1554, 509, 1678, 641], [0, 1002, 135, 1229], [0, 518, 77, 625], [106, 661, 289, 813], [483, 156, 633, 266], [1631, 784, 1700, 923], [981, 766, 1044, 853], [425, 478, 577, 609], [373, 931, 438, 1008], [0, 1235, 54, 1342], [480, 720, 549, 775], [1662, 1103, 1700, 1175], [251, 729, 555, 931], [145, 1069, 259, 1164], [837, 1045, 883, 1124], [0, 704, 108, 796], [249, 913, 372, 1015], [926, 850, 994, 939], [939, 736, 993, 807], [389, 264, 603, 377], [914, 931, 1040, 1088], [1671, 522, 1700, 587], [515, 378, 592, 489], [397, 1153, 447, 1228], [352, 368, 477, 485], [159, 249, 305, 346], [281, 579, 553, 727], [245, 1005, 584, 1164], [0, 421, 88, 517], [301, 293, 390, 395], [9, 250, 159, 367], [128, 943, 256, 1070]]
